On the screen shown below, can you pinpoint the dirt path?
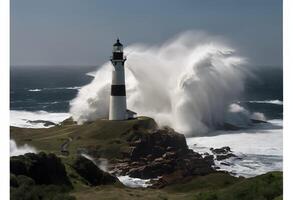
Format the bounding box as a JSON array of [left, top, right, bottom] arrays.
[[60, 137, 72, 156]]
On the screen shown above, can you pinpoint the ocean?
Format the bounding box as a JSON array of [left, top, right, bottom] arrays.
[[10, 65, 283, 178], [10, 66, 96, 113]]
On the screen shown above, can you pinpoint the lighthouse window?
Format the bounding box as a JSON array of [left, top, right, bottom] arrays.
[[113, 46, 123, 52], [113, 52, 123, 60]]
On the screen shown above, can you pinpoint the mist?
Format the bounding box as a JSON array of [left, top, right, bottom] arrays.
[[10, 140, 37, 156], [70, 31, 256, 136], [81, 153, 108, 172]]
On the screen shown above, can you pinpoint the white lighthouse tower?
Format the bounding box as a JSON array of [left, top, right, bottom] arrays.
[[109, 39, 127, 120]]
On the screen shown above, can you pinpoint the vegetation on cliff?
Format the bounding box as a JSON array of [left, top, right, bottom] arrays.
[[10, 117, 157, 159], [10, 117, 283, 199], [10, 153, 74, 200]]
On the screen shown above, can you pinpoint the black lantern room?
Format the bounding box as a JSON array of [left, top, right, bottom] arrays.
[[112, 39, 124, 60]]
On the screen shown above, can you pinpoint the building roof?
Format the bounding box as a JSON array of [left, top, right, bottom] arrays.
[[127, 109, 137, 115], [113, 38, 123, 47]]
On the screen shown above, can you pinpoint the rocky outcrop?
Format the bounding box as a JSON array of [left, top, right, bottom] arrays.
[[72, 156, 118, 186], [10, 152, 71, 186], [210, 146, 237, 161], [251, 119, 268, 124], [10, 117, 218, 189], [211, 146, 231, 154], [127, 127, 188, 161], [110, 127, 215, 183], [27, 120, 56, 127]]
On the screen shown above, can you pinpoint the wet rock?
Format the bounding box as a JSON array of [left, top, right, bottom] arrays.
[[27, 120, 56, 127], [162, 151, 177, 159], [216, 153, 237, 161], [210, 146, 231, 154], [220, 162, 231, 166], [210, 146, 239, 161], [110, 127, 215, 181], [203, 154, 215, 165], [251, 119, 268, 124], [150, 170, 186, 189], [129, 128, 188, 161], [128, 161, 175, 179], [72, 156, 118, 186]]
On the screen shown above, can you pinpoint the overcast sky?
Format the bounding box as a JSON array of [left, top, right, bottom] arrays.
[[11, 0, 282, 67]]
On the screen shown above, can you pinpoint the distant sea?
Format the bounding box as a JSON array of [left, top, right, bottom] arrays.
[[10, 66, 96, 112], [10, 65, 283, 118], [10, 65, 283, 178]]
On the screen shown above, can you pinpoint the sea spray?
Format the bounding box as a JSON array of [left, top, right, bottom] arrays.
[[80, 154, 154, 188], [10, 140, 37, 156], [117, 176, 153, 188], [70, 31, 249, 135], [81, 153, 109, 172]]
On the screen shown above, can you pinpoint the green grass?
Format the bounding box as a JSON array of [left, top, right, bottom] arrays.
[[10, 117, 283, 200], [10, 117, 157, 159], [193, 171, 283, 200], [164, 172, 241, 193], [69, 172, 282, 200]]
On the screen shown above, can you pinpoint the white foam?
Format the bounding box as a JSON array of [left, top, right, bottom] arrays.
[[10, 110, 71, 128], [214, 154, 282, 177], [44, 86, 81, 90], [28, 89, 42, 92], [10, 139, 37, 156], [188, 129, 282, 156], [28, 87, 81, 91], [267, 119, 283, 127], [86, 71, 96, 77], [62, 86, 81, 90], [117, 175, 152, 188], [246, 100, 283, 105], [187, 119, 283, 177]]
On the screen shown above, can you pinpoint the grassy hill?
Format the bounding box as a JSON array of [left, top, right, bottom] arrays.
[[10, 117, 283, 200], [10, 116, 157, 159], [71, 171, 282, 200]]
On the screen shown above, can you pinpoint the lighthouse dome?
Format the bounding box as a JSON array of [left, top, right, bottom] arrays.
[[113, 39, 123, 47], [113, 39, 123, 52]]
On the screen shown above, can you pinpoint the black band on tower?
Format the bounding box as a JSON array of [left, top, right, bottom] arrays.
[[111, 85, 126, 96], [112, 52, 123, 60]]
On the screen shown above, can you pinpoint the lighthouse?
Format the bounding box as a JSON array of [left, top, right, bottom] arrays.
[[109, 39, 127, 120]]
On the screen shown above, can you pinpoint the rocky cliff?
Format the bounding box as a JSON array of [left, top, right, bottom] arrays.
[[110, 127, 215, 186], [10, 117, 283, 199]]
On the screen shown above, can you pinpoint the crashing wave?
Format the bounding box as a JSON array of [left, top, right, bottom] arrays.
[[10, 140, 37, 156], [70, 31, 251, 136]]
